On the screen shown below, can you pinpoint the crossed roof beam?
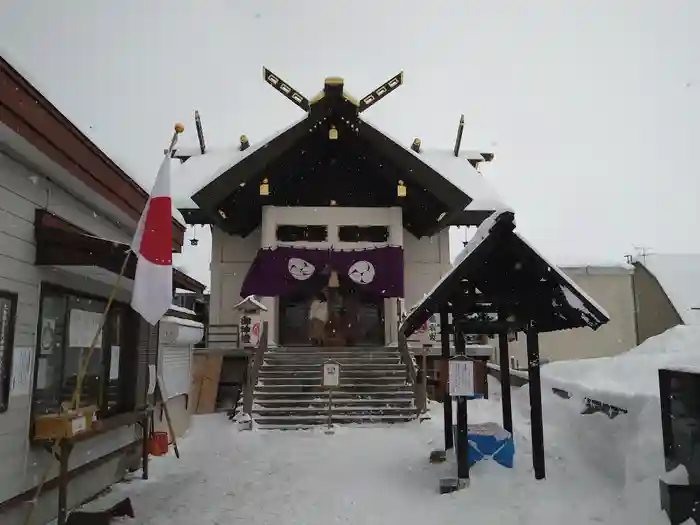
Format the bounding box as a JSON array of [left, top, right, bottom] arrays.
[[262, 66, 404, 114]]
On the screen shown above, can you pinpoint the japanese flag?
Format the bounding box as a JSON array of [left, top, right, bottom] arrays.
[[130, 155, 173, 325]]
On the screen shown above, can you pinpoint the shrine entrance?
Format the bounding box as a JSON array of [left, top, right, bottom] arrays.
[[278, 286, 385, 347]]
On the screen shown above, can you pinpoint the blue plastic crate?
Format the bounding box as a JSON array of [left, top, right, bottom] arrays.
[[467, 422, 514, 469]]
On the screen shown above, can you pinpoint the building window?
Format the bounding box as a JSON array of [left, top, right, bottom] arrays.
[[338, 226, 389, 243], [276, 225, 328, 242], [32, 285, 135, 420], [0, 290, 18, 413]]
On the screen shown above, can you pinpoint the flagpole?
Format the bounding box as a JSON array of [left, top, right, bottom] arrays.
[[70, 122, 184, 410]]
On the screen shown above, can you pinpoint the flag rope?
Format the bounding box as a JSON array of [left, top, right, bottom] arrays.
[[23, 125, 182, 525]]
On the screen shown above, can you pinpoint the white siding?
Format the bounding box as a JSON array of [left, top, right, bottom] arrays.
[[211, 205, 452, 346], [403, 229, 451, 347], [0, 151, 136, 515]]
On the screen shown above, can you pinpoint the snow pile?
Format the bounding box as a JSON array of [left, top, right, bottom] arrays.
[[542, 324, 700, 406], [532, 325, 700, 500]]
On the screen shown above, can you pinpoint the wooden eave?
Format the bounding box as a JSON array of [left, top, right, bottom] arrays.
[[34, 210, 204, 294], [401, 211, 610, 336], [0, 56, 184, 251]]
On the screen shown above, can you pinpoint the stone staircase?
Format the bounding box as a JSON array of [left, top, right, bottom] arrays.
[[246, 346, 417, 430]]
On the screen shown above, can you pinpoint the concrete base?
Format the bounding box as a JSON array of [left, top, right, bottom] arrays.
[[439, 477, 469, 494], [429, 449, 447, 464]]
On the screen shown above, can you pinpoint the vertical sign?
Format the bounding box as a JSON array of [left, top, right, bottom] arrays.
[[448, 357, 474, 397], [0, 292, 17, 411], [323, 361, 340, 388]]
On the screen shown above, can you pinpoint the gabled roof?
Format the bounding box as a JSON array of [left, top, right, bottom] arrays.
[[174, 117, 505, 234], [400, 210, 610, 336], [635, 254, 700, 325]]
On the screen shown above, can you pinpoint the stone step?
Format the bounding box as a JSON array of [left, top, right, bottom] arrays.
[[259, 369, 406, 378], [253, 390, 414, 399], [259, 377, 407, 386], [263, 357, 402, 365], [252, 406, 416, 416], [254, 398, 414, 408], [254, 414, 415, 426], [272, 346, 394, 353], [265, 350, 401, 359], [255, 381, 406, 392], [261, 363, 406, 371]]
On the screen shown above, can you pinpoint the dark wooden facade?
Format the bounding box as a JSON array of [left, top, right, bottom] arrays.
[[400, 210, 610, 480]]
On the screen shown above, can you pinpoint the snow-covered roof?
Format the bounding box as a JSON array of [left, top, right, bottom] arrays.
[[233, 295, 268, 312], [408, 149, 507, 212], [172, 115, 308, 209], [401, 209, 610, 335], [172, 114, 503, 214], [636, 254, 700, 325]]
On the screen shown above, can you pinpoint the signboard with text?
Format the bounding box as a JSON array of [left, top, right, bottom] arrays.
[[323, 361, 341, 388], [448, 356, 474, 397]]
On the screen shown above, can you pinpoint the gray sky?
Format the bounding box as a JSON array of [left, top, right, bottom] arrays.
[[1, 0, 699, 288]]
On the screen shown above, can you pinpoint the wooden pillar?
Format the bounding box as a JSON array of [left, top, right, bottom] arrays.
[[439, 309, 453, 450], [453, 321, 469, 481], [472, 358, 489, 398], [526, 327, 546, 480], [498, 331, 513, 433]]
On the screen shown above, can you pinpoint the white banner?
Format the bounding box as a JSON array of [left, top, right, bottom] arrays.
[[69, 309, 103, 348]]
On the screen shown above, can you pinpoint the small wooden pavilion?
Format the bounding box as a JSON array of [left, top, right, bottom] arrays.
[[400, 210, 610, 479]]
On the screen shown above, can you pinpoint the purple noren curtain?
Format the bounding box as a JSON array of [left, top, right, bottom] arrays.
[[240, 246, 404, 298]]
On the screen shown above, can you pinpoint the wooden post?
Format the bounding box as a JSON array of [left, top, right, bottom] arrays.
[[453, 322, 469, 482], [439, 309, 453, 450], [141, 411, 150, 480], [526, 327, 546, 480], [498, 331, 513, 433], [422, 345, 429, 412], [57, 441, 74, 525]]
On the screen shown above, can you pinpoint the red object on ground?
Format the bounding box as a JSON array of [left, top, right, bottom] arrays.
[[149, 431, 169, 456]]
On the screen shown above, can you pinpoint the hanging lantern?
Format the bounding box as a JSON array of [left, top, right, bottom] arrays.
[[259, 178, 270, 196], [329, 125, 338, 140], [328, 270, 340, 288], [397, 180, 407, 197]]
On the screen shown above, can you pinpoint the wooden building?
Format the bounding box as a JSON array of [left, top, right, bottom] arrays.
[[0, 55, 204, 525]]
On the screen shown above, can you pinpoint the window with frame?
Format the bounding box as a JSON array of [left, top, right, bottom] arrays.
[[32, 286, 135, 420], [0, 290, 18, 413], [337, 226, 390, 243], [276, 225, 328, 242]]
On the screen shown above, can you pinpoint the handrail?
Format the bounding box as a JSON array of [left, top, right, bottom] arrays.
[[242, 321, 269, 418], [398, 332, 417, 384], [398, 332, 422, 416]]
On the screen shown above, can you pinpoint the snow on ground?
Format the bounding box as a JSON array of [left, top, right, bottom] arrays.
[[78, 379, 669, 524]]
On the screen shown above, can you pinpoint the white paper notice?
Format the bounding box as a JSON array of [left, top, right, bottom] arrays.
[[323, 361, 340, 388], [36, 358, 49, 389], [448, 358, 474, 397], [69, 309, 103, 348], [109, 346, 120, 379], [9, 347, 33, 397], [147, 364, 157, 395]]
